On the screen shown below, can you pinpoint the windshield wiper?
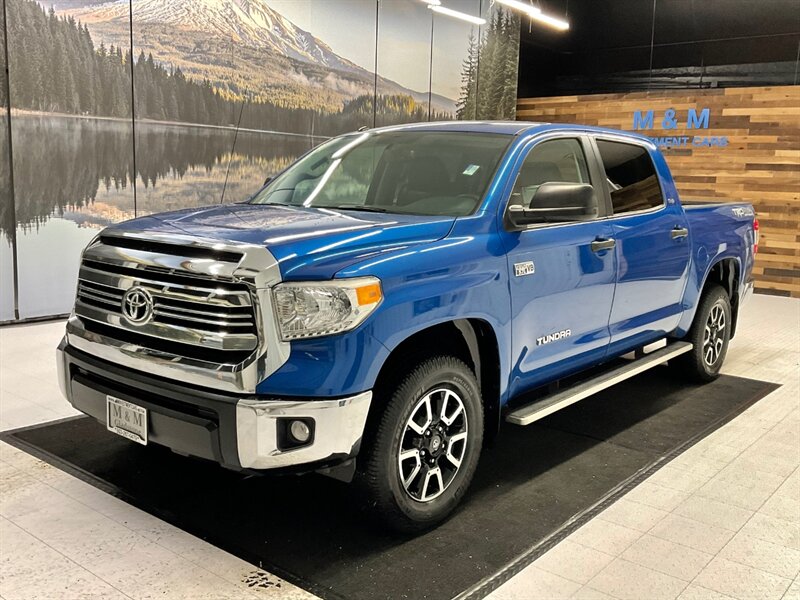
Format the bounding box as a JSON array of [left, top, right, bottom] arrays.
[[328, 204, 391, 213]]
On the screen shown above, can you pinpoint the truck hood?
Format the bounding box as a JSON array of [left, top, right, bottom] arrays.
[[104, 203, 455, 279]]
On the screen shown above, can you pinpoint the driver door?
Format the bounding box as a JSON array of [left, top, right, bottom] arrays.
[[497, 135, 617, 398]]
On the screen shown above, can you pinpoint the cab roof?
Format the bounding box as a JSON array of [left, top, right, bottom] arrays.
[[369, 120, 653, 144], [369, 120, 542, 135]]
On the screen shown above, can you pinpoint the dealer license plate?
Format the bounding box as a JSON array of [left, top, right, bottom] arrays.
[[106, 395, 148, 445]]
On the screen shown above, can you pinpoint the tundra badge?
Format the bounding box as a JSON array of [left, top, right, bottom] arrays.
[[537, 330, 572, 346], [514, 261, 535, 277]]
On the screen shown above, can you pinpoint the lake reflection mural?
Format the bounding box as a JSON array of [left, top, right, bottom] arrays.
[[1, 0, 520, 321]]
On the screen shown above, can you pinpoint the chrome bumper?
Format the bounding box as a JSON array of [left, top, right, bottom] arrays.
[[236, 392, 372, 469], [57, 341, 372, 471]]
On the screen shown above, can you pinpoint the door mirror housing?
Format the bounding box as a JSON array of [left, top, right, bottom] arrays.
[[507, 182, 596, 228], [263, 175, 274, 186]]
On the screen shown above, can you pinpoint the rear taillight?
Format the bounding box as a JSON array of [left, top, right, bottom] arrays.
[[753, 217, 759, 254]]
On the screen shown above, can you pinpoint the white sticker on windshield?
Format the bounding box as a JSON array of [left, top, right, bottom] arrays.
[[462, 164, 480, 176]]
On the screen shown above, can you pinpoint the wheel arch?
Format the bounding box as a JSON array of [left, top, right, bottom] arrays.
[[700, 257, 741, 338], [367, 319, 502, 445]]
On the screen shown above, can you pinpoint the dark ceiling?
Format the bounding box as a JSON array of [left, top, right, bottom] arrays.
[[517, 0, 800, 96]]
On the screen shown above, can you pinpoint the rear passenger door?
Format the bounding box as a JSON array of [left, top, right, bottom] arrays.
[[593, 137, 691, 354]]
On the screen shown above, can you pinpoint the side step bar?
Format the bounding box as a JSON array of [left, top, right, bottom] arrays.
[[505, 341, 694, 426]]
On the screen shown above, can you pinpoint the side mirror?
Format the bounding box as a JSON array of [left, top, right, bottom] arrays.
[[507, 182, 596, 228], [263, 175, 274, 186]]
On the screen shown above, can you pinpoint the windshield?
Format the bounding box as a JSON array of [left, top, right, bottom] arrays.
[[249, 131, 511, 216]]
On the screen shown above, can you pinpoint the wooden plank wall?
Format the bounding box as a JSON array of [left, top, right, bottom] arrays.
[[517, 86, 800, 298]]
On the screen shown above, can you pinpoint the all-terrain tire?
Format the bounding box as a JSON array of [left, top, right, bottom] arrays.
[[356, 356, 483, 533], [673, 283, 732, 383]]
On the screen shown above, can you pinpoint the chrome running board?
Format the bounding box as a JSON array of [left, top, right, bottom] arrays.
[[505, 341, 694, 426]]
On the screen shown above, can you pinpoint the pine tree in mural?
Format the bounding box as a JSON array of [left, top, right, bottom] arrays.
[[456, 30, 479, 120], [456, 5, 520, 121], [499, 11, 521, 117]]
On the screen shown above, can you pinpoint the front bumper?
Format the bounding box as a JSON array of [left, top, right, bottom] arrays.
[[57, 338, 372, 472]]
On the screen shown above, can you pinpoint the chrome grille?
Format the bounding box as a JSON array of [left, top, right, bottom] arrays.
[[74, 238, 259, 365]]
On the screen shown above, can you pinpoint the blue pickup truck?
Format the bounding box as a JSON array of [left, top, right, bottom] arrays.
[[57, 122, 758, 531]]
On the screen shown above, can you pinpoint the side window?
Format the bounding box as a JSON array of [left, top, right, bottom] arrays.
[[511, 138, 591, 208], [596, 140, 665, 214]]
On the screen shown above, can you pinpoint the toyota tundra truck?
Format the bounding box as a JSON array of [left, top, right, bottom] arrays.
[[57, 122, 758, 531]]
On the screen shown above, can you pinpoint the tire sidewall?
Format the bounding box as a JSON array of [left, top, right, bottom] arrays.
[[383, 359, 483, 526], [694, 287, 732, 379]]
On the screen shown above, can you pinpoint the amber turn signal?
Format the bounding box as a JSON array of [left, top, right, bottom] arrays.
[[356, 282, 382, 306]]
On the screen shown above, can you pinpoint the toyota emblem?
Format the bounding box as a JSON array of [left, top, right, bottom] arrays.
[[121, 287, 153, 324]]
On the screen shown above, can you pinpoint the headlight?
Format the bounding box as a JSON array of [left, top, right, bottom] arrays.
[[273, 277, 383, 341]]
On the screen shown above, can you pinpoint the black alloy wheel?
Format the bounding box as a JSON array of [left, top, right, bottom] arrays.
[[674, 283, 732, 382], [356, 356, 483, 532]]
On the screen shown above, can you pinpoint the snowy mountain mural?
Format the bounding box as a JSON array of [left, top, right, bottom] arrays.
[[62, 0, 456, 114], [1, 0, 520, 321], [75, 0, 366, 71]]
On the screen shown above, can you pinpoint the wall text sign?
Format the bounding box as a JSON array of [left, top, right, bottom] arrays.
[[632, 108, 728, 149]]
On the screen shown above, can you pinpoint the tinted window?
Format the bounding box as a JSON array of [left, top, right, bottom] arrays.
[[249, 131, 511, 217], [596, 140, 664, 213], [511, 138, 591, 208]]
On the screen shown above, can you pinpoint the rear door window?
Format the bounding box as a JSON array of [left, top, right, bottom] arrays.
[[596, 140, 664, 214]]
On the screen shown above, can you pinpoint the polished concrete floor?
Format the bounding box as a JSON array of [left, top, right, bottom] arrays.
[[1, 294, 798, 600]]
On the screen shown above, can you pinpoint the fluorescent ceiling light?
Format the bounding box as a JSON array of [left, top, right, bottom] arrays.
[[429, 5, 486, 25], [419, 0, 442, 5], [530, 11, 569, 30], [496, 0, 570, 31], [496, 0, 541, 16]]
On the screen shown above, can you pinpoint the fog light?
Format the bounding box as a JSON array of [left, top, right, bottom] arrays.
[[289, 420, 311, 443]]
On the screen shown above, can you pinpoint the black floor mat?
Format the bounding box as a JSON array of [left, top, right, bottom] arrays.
[[3, 371, 777, 600]]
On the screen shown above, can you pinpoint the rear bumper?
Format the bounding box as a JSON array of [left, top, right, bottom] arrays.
[[57, 337, 371, 472]]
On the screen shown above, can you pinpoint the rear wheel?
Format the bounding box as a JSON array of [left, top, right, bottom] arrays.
[[356, 356, 483, 532], [674, 284, 732, 382]]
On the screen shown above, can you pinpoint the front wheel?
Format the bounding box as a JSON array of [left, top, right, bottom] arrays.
[[674, 283, 732, 382], [356, 356, 483, 533]]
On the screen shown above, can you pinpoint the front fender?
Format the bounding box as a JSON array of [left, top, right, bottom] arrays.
[[258, 221, 513, 401]]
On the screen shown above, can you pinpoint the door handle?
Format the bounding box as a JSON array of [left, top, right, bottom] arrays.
[[671, 227, 689, 240], [591, 238, 616, 252]]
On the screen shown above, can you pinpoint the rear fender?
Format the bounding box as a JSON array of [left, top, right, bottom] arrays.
[[676, 255, 742, 337]]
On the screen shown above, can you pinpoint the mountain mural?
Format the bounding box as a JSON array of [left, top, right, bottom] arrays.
[[61, 0, 456, 114], [81, 0, 364, 71], [2, 0, 521, 321]]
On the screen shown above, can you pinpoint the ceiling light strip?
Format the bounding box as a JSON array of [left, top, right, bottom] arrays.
[[428, 5, 486, 25], [496, 0, 569, 31]]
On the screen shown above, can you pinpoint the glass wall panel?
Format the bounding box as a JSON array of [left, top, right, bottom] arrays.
[[431, 0, 480, 121], [268, 0, 378, 135], [475, 0, 520, 120], [6, 0, 135, 319], [0, 0, 15, 322], [375, 0, 434, 127], [651, 0, 799, 88], [128, 0, 379, 215], [516, 0, 799, 96]]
